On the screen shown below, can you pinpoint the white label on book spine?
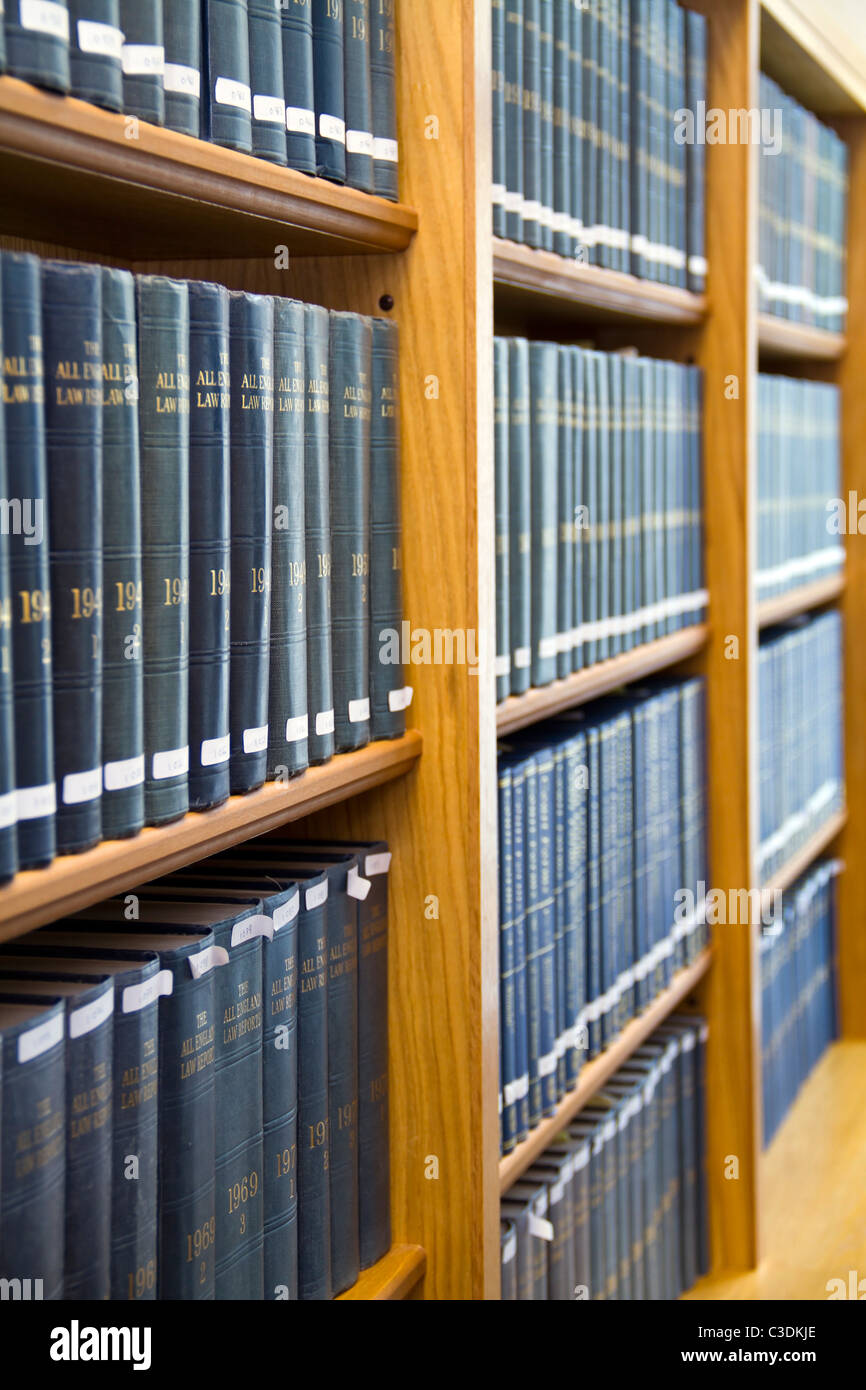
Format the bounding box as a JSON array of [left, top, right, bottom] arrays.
[[122, 969, 173, 1014], [348, 697, 370, 725], [305, 880, 328, 911], [549, 1177, 565, 1204], [243, 724, 268, 755], [513, 646, 531, 670], [273, 892, 300, 932], [104, 754, 145, 792], [253, 93, 286, 125], [491, 183, 506, 207], [215, 76, 251, 112], [231, 914, 274, 946], [62, 767, 101, 806], [152, 746, 189, 780], [286, 106, 315, 134], [16, 781, 56, 820], [315, 709, 334, 736], [572, 1142, 590, 1172], [0, 791, 16, 831], [347, 866, 372, 901], [373, 136, 398, 163], [538, 636, 558, 660], [537, 1048, 557, 1078], [494, 655, 511, 678], [504, 189, 522, 213], [21, 0, 68, 40], [503, 1073, 529, 1106], [18, 1011, 64, 1065], [319, 113, 346, 143], [70, 987, 114, 1040], [502, 1231, 517, 1264], [346, 128, 374, 155], [77, 19, 123, 58], [121, 44, 165, 76], [388, 685, 413, 712], [164, 62, 200, 97], [364, 851, 392, 877], [200, 735, 230, 768], [188, 945, 230, 979], [528, 1212, 554, 1242], [285, 715, 309, 743]]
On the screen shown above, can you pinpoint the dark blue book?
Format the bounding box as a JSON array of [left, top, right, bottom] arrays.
[[504, 0, 524, 243], [249, 0, 287, 164], [119, 0, 164, 124], [303, 303, 335, 765], [508, 338, 531, 694], [538, 0, 554, 251], [369, 316, 405, 740], [68, 0, 123, 109], [136, 275, 190, 827], [521, 0, 542, 249], [556, 345, 573, 679], [0, 997, 66, 1301], [494, 336, 510, 702], [0, 252, 55, 869], [499, 760, 516, 1149], [163, 0, 201, 136], [312, 0, 346, 182], [6, 0, 71, 91], [187, 280, 231, 811], [228, 291, 274, 795], [510, 754, 530, 1142], [344, 0, 373, 192], [101, 266, 145, 841], [551, 0, 572, 258], [369, 0, 397, 198], [493, 0, 506, 237], [529, 341, 558, 688], [685, 10, 707, 294], [204, 0, 252, 151], [280, 0, 316, 173], [41, 260, 103, 856], [0, 287, 16, 881], [500, 1220, 517, 1300]]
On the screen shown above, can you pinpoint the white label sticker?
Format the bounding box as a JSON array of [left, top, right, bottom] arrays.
[[0, 791, 16, 831], [373, 137, 398, 163], [69, 987, 114, 1040], [315, 709, 334, 736], [200, 735, 230, 768], [214, 76, 251, 112], [285, 715, 309, 743], [121, 43, 164, 76], [243, 724, 268, 755], [187, 945, 230, 979], [163, 62, 201, 97], [528, 1212, 554, 1242], [77, 18, 123, 58], [152, 746, 189, 780], [231, 914, 274, 946], [364, 851, 391, 877], [494, 655, 511, 678], [319, 113, 346, 143], [286, 106, 315, 135], [347, 865, 372, 901], [62, 767, 101, 806], [273, 892, 300, 932], [305, 880, 328, 911], [16, 782, 56, 821], [513, 646, 531, 669], [502, 1231, 517, 1264], [20, 0, 68, 40], [388, 686, 413, 712], [537, 1049, 558, 1078], [348, 697, 370, 724], [17, 1010, 64, 1065], [253, 93, 286, 125], [346, 128, 374, 155], [122, 969, 174, 1014], [104, 754, 145, 792]]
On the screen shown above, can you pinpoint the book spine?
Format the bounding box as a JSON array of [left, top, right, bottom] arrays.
[[41, 260, 103, 855], [119, 0, 164, 124], [303, 303, 335, 764], [62, 985, 114, 1298], [494, 337, 511, 702], [344, 0, 373, 191], [0, 1003, 66, 1300], [504, 0, 524, 243], [0, 0, 4, 67], [248, 0, 287, 164], [594, 350, 609, 661], [581, 349, 598, 666], [508, 338, 531, 694], [538, 0, 555, 251], [312, 0, 346, 182], [556, 345, 573, 678], [187, 280, 231, 811], [269, 297, 309, 779], [228, 292, 274, 794], [324, 863, 360, 1293], [552, 0, 571, 258], [522, 0, 542, 248], [110, 966, 159, 1300], [0, 294, 14, 878], [529, 341, 558, 687], [68, 0, 123, 109], [369, 0, 397, 198], [568, 0, 583, 256], [510, 760, 530, 1141], [162, 0, 201, 135], [0, 252, 55, 869], [500, 1221, 518, 1299], [213, 924, 264, 1299], [100, 266, 145, 840], [357, 845, 391, 1266], [329, 312, 371, 753], [571, 345, 583, 672], [685, 10, 706, 293], [564, 728, 586, 1088], [608, 352, 623, 657], [280, 0, 316, 173], [297, 877, 331, 1299], [204, 0, 252, 151], [585, 725, 601, 1055], [6, 0, 71, 91], [262, 897, 299, 1298], [137, 276, 190, 826], [369, 317, 404, 739], [492, 0, 506, 238], [499, 762, 517, 1151], [552, 743, 567, 1096]]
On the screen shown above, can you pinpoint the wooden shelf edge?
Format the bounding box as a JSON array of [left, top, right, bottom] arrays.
[[493, 237, 708, 325], [499, 949, 713, 1193], [496, 626, 709, 735], [336, 1244, 426, 1300], [757, 571, 845, 628], [761, 0, 866, 116], [757, 313, 846, 362], [0, 76, 418, 257], [0, 731, 423, 942], [761, 809, 847, 897]]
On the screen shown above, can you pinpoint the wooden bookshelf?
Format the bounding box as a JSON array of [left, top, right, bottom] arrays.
[[756, 571, 846, 627], [336, 1245, 426, 1301], [760, 809, 847, 897], [757, 313, 847, 362], [499, 951, 713, 1194], [496, 627, 709, 735]]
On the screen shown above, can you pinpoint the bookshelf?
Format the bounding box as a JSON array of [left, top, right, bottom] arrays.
[[756, 571, 846, 628]]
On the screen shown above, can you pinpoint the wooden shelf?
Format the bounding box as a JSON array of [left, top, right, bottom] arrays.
[[0, 77, 418, 259], [761, 809, 847, 897], [493, 237, 707, 327], [761, 1, 866, 116], [0, 732, 422, 942], [757, 571, 845, 628], [499, 950, 713, 1193], [336, 1244, 426, 1300], [758, 313, 846, 362], [496, 627, 709, 736]]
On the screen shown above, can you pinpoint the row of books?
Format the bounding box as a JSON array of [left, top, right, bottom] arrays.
[[500, 1014, 708, 1300], [491, 0, 707, 291], [0, 838, 391, 1300], [757, 614, 844, 885], [498, 676, 708, 1153], [760, 859, 839, 1147], [0, 252, 406, 884], [1, 1, 398, 198], [757, 376, 843, 603], [494, 337, 706, 704], [757, 73, 848, 332]]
